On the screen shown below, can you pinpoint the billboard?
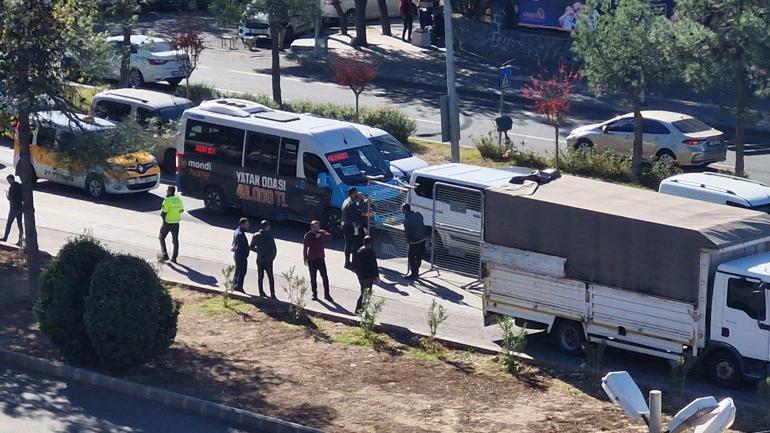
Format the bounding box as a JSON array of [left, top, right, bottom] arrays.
[[517, 0, 673, 31]]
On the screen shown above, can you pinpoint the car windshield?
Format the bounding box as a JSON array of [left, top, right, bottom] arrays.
[[326, 145, 393, 185], [672, 118, 712, 134], [146, 40, 173, 53], [60, 129, 126, 157], [371, 133, 412, 161], [752, 204, 770, 213], [157, 104, 193, 121]]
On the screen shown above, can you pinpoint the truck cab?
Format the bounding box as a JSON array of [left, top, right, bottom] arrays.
[[708, 252, 770, 387]]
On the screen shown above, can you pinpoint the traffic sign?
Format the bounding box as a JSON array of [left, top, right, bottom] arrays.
[[499, 65, 513, 89]]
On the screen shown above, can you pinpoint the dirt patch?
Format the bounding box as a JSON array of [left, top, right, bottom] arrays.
[[0, 256, 761, 433]]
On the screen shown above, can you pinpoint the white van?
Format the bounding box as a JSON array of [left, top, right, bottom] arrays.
[[350, 123, 428, 180], [176, 98, 397, 235], [321, 0, 401, 21], [92, 88, 193, 173], [407, 163, 540, 248], [659, 172, 770, 213]]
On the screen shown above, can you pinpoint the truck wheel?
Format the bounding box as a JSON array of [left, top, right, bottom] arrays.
[[322, 208, 342, 238], [708, 350, 743, 389], [552, 320, 585, 355], [203, 186, 226, 214]]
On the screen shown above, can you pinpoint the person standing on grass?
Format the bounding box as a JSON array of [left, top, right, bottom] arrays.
[[159, 186, 184, 263], [354, 236, 379, 314], [250, 220, 277, 299], [1, 175, 23, 245], [303, 220, 333, 302], [231, 218, 251, 293], [402, 203, 428, 280], [341, 187, 364, 269], [400, 0, 416, 42]]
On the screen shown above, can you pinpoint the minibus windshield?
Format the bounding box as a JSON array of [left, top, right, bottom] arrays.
[[326, 145, 393, 185]]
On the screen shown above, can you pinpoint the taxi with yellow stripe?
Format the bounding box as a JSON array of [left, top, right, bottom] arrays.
[[14, 111, 160, 199]]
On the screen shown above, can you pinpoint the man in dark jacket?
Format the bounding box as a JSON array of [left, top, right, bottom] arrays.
[[231, 218, 250, 293], [1, 175, 23, 245], [341, 187, 364, 269], [402, 203, 428, 280], [354, 236, 379, 314], [303, 220, 334, 301], [250, 220, 277, 298]]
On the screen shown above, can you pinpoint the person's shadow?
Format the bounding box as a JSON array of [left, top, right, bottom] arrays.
[[166, 262, 218, 287], [317, 297, 353, 316], [378, 268, 411, 296]]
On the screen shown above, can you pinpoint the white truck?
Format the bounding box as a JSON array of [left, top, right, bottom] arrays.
[[482, 174, 770, 388]]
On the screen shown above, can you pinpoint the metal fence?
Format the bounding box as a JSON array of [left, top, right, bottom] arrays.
[[367, 180, 410, 273], [430, 182, 484, 279]]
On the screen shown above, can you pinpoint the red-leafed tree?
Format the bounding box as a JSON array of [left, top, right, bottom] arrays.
[[522, 61, 580, 170], [169, 20, 206, 99], [330, 54, 378, 119]]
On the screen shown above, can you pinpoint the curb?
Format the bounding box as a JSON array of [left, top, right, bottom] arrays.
[[0, 348, 324, 433]]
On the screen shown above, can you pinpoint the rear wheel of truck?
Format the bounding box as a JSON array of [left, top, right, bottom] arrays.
[[707, 350, 743, 389], [203, 186, 226, 214], [552, 320, 585, 355]]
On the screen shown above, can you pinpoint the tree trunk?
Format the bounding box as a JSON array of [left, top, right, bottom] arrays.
[[554, 125, 560, 171], [185, 77, 191, 99], [332, 0, 348, 35], [270, 25, 283, 106], [352, 0, 368, 46], [631, 93, 643, 182], [734, 73, 746, 177], [377, 0, 391, 36], [314, 18, 323, 58], [15, 111, 41, 293], [119, 24, 132, 88]]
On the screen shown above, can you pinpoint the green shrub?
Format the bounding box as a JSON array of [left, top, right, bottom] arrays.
[[84, 254, 179, 374], [559, 149, 633, 183], [640, 160, 683, 190], [475, 133, 505, 161], [174, 83, 221, 105], [34, 235, 111, 366], [360, 106, 418, 144]]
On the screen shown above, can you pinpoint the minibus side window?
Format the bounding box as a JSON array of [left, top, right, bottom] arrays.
[[185, 120, 244, 166], [303, 153, 328, 184], [245, 131, 279, 174], [278, 138, 299, 178]]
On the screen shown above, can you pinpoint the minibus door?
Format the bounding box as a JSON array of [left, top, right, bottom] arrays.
[[240, 131, 280, 219], [292, 151, 333, 222]]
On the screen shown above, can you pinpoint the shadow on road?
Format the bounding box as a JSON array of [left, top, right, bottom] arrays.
[[32, 181, 164, 213]]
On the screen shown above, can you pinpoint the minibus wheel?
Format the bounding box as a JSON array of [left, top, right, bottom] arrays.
[[204, 186, 226, 214], [322, 208, 342, 238]]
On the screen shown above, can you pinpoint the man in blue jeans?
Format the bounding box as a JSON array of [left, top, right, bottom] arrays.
[[1, 175, 23, 245]]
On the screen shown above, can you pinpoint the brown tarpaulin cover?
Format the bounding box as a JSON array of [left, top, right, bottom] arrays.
[[484, 175, 770, 304]]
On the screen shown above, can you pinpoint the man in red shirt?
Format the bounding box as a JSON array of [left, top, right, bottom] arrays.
[[303, 220, 333, 301]]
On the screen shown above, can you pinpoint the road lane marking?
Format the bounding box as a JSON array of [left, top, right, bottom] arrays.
[[417, 119, 440, 125], [226, 69, 338, 87]]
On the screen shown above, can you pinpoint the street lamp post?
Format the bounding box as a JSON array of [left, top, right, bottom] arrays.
[[443, 0, 460, 162]]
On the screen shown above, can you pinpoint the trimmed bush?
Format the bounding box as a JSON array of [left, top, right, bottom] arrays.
[[361, 106, 417, 145], [174, 83, 221, 105], [474, 133, 551, 170], [559, 148, 633, 183], [84, 254, 179, 374], [34, 235, 111, 366]]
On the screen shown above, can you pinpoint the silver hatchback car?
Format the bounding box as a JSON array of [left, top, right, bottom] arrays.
[[565, 110, 726, 166]]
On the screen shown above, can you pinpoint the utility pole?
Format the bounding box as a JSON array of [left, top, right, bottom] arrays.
[[443, 0, 460, 162]]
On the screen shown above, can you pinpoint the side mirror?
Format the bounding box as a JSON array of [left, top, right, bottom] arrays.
[[751, 290, 765, 307], [601, 371, 649, 421], [317, 172, 331, 189], [602, 125, 609, 133]]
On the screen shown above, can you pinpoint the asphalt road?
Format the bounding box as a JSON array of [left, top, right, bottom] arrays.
[[0, 367, 254, 433]]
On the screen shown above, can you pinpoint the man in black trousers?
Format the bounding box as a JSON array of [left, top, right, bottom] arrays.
[[341, 187, 363, 269], [231, 218, 250, 293], [354, 236, 379, 314], [402, 203, 428, 280], [1, 175, 23, 245], [250, 220, 277, 298]]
